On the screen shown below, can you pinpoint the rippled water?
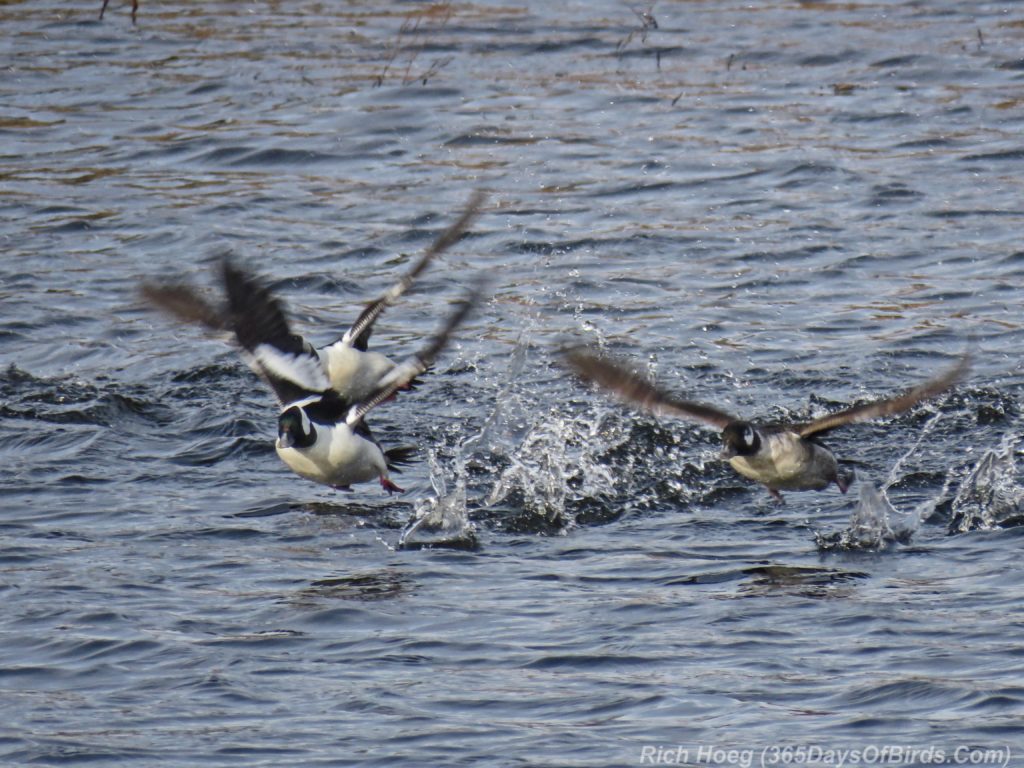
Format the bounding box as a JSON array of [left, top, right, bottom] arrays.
[[4, 1, 1024, 765]]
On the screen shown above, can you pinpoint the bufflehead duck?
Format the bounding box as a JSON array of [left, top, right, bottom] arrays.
[[274, 282, 485, 493], [315, 191, 484, 400], [141, 192, 484, 403], [564, 348, 969, 502], [145, 269, 485, 494]]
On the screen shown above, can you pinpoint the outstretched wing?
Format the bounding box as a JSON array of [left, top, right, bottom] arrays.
[[340, 190, 486, 351], [139, 281, 229, 332], [345, 277, 487, 427], [797, 353, 970, 439], [563, 347, 736, 429], [220, 258, 332, 404]]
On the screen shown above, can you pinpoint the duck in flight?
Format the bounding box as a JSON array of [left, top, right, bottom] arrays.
[[141, 194, 486, 493], [141, 192, 483, 404], [145, 258, 485, 494], [564, 347, 969, 501], [269, 279, 485, 494]]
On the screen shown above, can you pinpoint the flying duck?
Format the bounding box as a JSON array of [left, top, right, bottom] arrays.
[[273, 282, 485, 493], [141, 191, 483, 403], [145, 258, 485, 494], [564, 347, 969, 501], [140, 195, 486, 493]]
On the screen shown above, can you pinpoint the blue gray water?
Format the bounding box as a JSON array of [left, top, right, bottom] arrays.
[[3, 1, 1024, 765]]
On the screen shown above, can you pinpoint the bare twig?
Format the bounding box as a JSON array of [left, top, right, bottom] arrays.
[[99, 0, 139, 23], [375, 3, 456, 87]]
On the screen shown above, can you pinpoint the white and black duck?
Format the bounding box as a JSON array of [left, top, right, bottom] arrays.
[[272, 286, 483, 493], [142, 192, 483, 403], [141, 194, 485, 494]]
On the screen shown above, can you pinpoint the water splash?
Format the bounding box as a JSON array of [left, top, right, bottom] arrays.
[[479, 328, 648, 528], [948, 434, 1024, 533], [482, 404, 626, 529], [816, 475, 913, 551], [817, 410, 950, 551], [399, 331, 642, 542], [398, 448, 476, 550], [881, 410, 945, 492], [397, 335, 533, 549]]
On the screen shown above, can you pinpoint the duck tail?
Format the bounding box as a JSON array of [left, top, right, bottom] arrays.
[[384, 445, 418, 472]]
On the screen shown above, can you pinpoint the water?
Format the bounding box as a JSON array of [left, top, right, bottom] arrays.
[[3, 0, 1024, 765]]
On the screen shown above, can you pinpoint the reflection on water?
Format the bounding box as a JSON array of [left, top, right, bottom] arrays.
[[303, 571, 411, 602]]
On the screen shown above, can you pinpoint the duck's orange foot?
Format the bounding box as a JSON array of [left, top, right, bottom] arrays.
[[835, 471, 852, 494], [381, 477, 405, 495]]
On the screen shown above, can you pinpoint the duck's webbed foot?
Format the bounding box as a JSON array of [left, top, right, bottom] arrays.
[[381, 476, 405, 495], [767, 487, 785, 504]]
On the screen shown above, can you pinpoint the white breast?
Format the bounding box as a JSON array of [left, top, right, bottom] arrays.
[[276, 422, 387, 487], [728, 431, 836, 491]]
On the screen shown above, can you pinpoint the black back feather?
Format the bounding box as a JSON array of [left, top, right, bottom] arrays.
[[302, 393, 356, 425]]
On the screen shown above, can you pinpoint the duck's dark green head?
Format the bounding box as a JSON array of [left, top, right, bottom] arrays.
[[278, 405, 316, 450]]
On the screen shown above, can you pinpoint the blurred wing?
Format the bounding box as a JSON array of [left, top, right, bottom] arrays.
[[220, 257, 331, 404], [563, 347, 736, 429], [343, 300, 384, 353], [346, 276, 487, 427], [798, 353, 970, 439], [139, 281, 229, 332], [340, 190, 486, 351]]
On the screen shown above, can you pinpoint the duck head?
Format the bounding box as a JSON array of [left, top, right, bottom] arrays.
[[721, 421, 760, 459], [277, 405, 316, 450]]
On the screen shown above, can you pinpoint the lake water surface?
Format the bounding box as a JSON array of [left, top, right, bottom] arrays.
[[3, 1, 1024, 766]]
